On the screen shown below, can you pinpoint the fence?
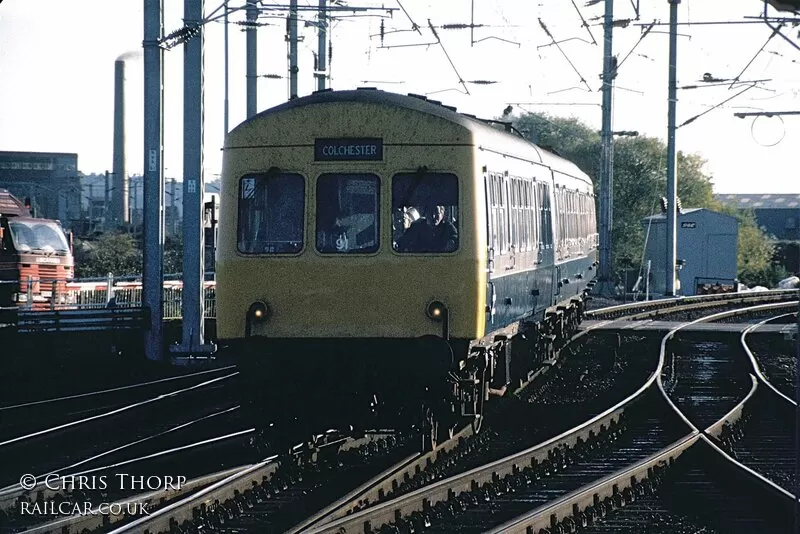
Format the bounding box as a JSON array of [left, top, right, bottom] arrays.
[[0, 274, 217, 319]]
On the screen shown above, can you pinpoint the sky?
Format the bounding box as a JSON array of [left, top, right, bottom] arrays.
[[0, 0, 798, 194]]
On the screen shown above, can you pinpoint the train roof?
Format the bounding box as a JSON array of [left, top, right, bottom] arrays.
[[234, 88, 592, 184]]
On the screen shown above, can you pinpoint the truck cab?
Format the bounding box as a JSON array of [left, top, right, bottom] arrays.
[[0, 189, 74, 309]]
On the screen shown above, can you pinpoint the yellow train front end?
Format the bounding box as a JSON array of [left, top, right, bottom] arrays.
[[216, 91, 487, 446]]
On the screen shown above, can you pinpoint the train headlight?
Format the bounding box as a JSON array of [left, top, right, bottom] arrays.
[[426, 300, 450, 340], [248, 301, 270, 323], [426, 300, 446, 322], [245, 301, 270, 338]]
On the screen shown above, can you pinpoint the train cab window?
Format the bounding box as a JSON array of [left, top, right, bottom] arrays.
[[8, 220, 70, 253], [237, 172, 305, 254], [316, 173, 380, 254], [392, 172, 459, 253]]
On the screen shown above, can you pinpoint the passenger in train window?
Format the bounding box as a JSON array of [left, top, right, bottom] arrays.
[[397, 205, 458, 253], [403, 206, 421, 229]]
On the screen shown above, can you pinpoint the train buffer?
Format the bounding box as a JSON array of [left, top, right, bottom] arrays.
[[582, 319, 798, 337]]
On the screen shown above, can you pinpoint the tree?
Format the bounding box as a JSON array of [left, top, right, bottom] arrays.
[[511, 111, 774, 283], [74, 232, 142, 278], [164, 235, 184, 276], [513, 112, 714, 269], [710, 203, 789, 287], [74, 232, 186, 279]]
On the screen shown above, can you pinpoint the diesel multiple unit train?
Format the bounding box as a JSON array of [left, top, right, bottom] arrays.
[[216, 89, 598, 450]]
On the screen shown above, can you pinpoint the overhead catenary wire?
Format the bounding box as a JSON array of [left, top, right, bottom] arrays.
[[395, 0, 422, 35], [570, 0, 597, 45], [427, 18, 470, 95], [150, 0, 795, 162], [760, 0, 800, 52], [615, 21, 654, 72], [629, 0, 640, 19], [537, 18, 592, 92], [729, 23, 784, 89], [678, 83, 759, 128]]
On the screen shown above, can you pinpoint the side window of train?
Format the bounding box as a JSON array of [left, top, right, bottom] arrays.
[[539, 182, 553, 248], [488, 172, 507, 255], [316, 173, 380, 254], [484, 172, 495, 255], [521, 180, 530, 252], [237, 172, 305, 255], [509, 176, 531, 253], [531, 181, 539, 250], [392, 172, 459, 253], [510, 177, 520, 253]]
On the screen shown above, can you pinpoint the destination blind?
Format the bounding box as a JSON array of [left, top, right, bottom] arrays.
[[314, 138, 383, 161]]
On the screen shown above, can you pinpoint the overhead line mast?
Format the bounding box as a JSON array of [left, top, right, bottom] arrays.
[[595, 0, 617, 297], [665, 0, 680, 297]]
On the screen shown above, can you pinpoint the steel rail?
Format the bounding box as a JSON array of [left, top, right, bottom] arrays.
[[0, 427, 252, 510], [704, 374, 758, 439], [0, 373, 238, 448], [16, 465, 252, 534], [485, 433, 702, 533], [302, 326, 669, 533], [295, 282, 728, 530], [0, 366, 236, 412], [25, 298, 790, 534], [741, 312, 798, 407], [585, 288, 799, 320], [105, 432, 396, 533], [483, 301, 797, 533], [514, 287, 786, 395], [700, 417, 797, 502], [287, 425, 474, 533], [657, 302, 797, 500], [299, 292, 799, 533]]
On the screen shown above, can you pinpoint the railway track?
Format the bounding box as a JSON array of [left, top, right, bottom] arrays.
[[713, 313, 798, 494], [483, 301, 797, 534], [375, 389, 687, 534], [290, 337, 673, 532], [494, 435, 793, 534], [663, 304, 797, 497], [6, 293, 795, 533], [110, 431, 402, 534], [0, 371, 242, 489], [0, 370, 252, 532], [564, 305, 799, 534], [743, 312, 797, 401], [2, 433, 396, 534], [292, 301, 797, 534], [0, 366, 238, 441], [583, 288, 798, 321], [289, 333, 662, 533]]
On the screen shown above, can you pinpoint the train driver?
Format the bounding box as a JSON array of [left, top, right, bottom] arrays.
[[396, 204, 458, 253]]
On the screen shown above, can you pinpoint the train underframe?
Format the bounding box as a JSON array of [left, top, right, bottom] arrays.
[[234, 292, 589, 454]]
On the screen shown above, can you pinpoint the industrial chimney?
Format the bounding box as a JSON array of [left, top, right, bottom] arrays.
[[112, 59, 129, 226]]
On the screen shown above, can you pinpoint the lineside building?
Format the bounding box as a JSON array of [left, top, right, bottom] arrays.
[[642, 208, 739, 296]]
